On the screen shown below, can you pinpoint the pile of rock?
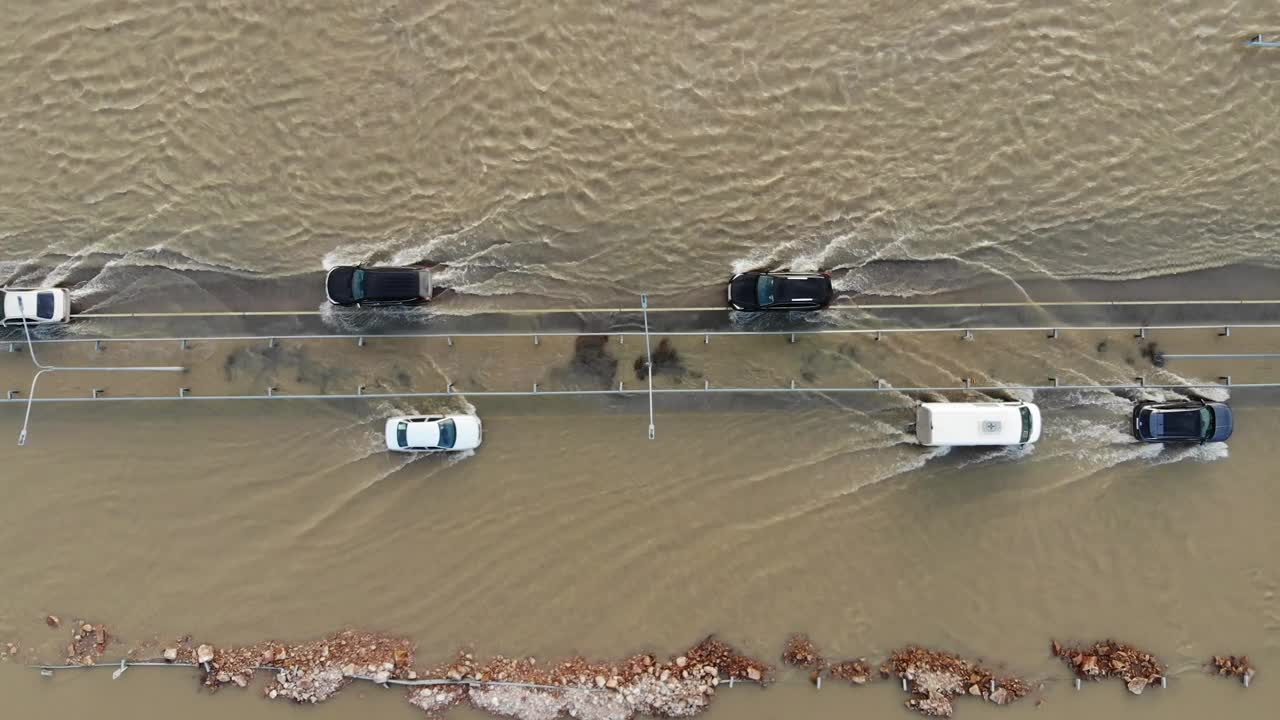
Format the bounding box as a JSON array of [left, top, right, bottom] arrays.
[[781, 634, 825, 670], [176, 630, 415, 703], [1052, 640, 1164, 695], [1210, 655, 1255, 686], [63, 621, 111, 666], [880, 647, 1027, 718], [828, 660, 873, 686], [405, 636, 769, 720], [779, 633, 872, 687]]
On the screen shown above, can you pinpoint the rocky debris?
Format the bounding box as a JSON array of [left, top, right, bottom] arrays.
[[5, 643, 19, 657], [45, 615, 61, 629], [828, 660, 873, 686], [781, 634, 826, 670], [163, 647, 179, 662], [1052, 640, 1164, 695], [1210, 655, 1255, 686], [880, 647, 1028, 718], [402, 636, 767, 720], [188, 630, 416, 702], [406, 685, 466, 714], [63, 620, 111, 666]]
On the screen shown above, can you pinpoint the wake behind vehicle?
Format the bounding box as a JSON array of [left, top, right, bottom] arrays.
[[326, 265, 433, 306], [1133, 400, 1232, 443], [1, 287, 71, 325], [727, 271, 833, 311], [384, 414, 482, 452], [914, 401, 1041, 447]]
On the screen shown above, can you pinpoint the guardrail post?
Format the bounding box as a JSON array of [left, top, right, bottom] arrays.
[[7, 343, 16, 353], [790, 379, 796, 389], [7, 390, 18, 400], [1219, 376, 1232, 386], [180, 338, 189, 350], [532, 382, 538, 393], [618, 381, 624, 393], [267, 387, 277, 396], [1048, 328, 1059, 339], [704, 334, 709, 344], [704, 379, 710, 390], [357, 385, 365, 395], [1050, 376, 1059, 387], [447, 383, 454, 394], [179, 388, 189, 398], [534, 335, 540, 346], [95, 340, 104, 352], [963, 377, 972, 389], [875, 330, 883, 341], [91, 388, 102, 398], [1135, 376, 1145, 387], [268, 337, 277, 348], [789, 333, 796, 344], [1136, 327, 1146, 339], [357, 336, 365, 348], [962, 329, 974, 341], [1220, 325, 1231, 337], [447, 336, 453, 347]]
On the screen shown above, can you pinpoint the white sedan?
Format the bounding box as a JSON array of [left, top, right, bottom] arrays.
[[385, 415, 482, 452], [2, 288, 71, 325]]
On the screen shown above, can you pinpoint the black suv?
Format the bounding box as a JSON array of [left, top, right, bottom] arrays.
[[1133, 400, 1233, 443], [727, 272, 833, 311], [325, 266, 433, 306]]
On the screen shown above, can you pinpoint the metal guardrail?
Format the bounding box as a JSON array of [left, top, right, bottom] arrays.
[[0, 380, 1265, 405], [8, 322, 1277, 347], [65, 297, 1280, 320]]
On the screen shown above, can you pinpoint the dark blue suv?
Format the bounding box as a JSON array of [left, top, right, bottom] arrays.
[[1133, 400, 1233, 443]]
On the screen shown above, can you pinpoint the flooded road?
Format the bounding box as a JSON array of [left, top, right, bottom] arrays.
[[2, 0, 1279, 718]]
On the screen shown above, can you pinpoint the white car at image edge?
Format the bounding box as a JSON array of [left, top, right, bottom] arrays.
[[385, 415, 482, 452], [1, 288, 71, 325]]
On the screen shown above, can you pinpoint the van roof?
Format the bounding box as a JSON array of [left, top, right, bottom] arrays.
[[915, 402, 1039, 446]]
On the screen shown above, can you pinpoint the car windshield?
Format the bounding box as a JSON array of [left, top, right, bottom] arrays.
[[756, 275, 776, 307], [351, 269, 367, 301], [36, 292, 56, 320], [1019, 406, 1033, 443], [1200, 407, 1214, 441], [436, 418, 457, 449], [396, 421, 408, 448]]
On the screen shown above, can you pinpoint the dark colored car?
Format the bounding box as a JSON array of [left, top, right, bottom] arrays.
[[325, 266, 433, 306], [1132, 400, 1233, 443], [727, 272, 833, 311]]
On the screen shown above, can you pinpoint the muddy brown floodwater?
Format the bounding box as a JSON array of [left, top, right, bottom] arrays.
[[2, 0, 1280, 718]]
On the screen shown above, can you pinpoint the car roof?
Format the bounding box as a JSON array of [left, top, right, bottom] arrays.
[[405, 419, 442, 447]]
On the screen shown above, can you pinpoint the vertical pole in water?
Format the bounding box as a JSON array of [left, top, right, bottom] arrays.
[[641, 294, 655, 440]]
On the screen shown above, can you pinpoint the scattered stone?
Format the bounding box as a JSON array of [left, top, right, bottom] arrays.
[[781, 634, 825, 670], [1052, 640, 1164, 694], [746, 667, 761, 682], [196, 645, 215, 664], [163, 648, 178, 662], [829, 660, 872, 686], [46, 615, 60, 629], [676, 656, 688, 668], [63, 621, 111, 666], [881, 647, 1028, 718], [1210, 655, 1255, 686]]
